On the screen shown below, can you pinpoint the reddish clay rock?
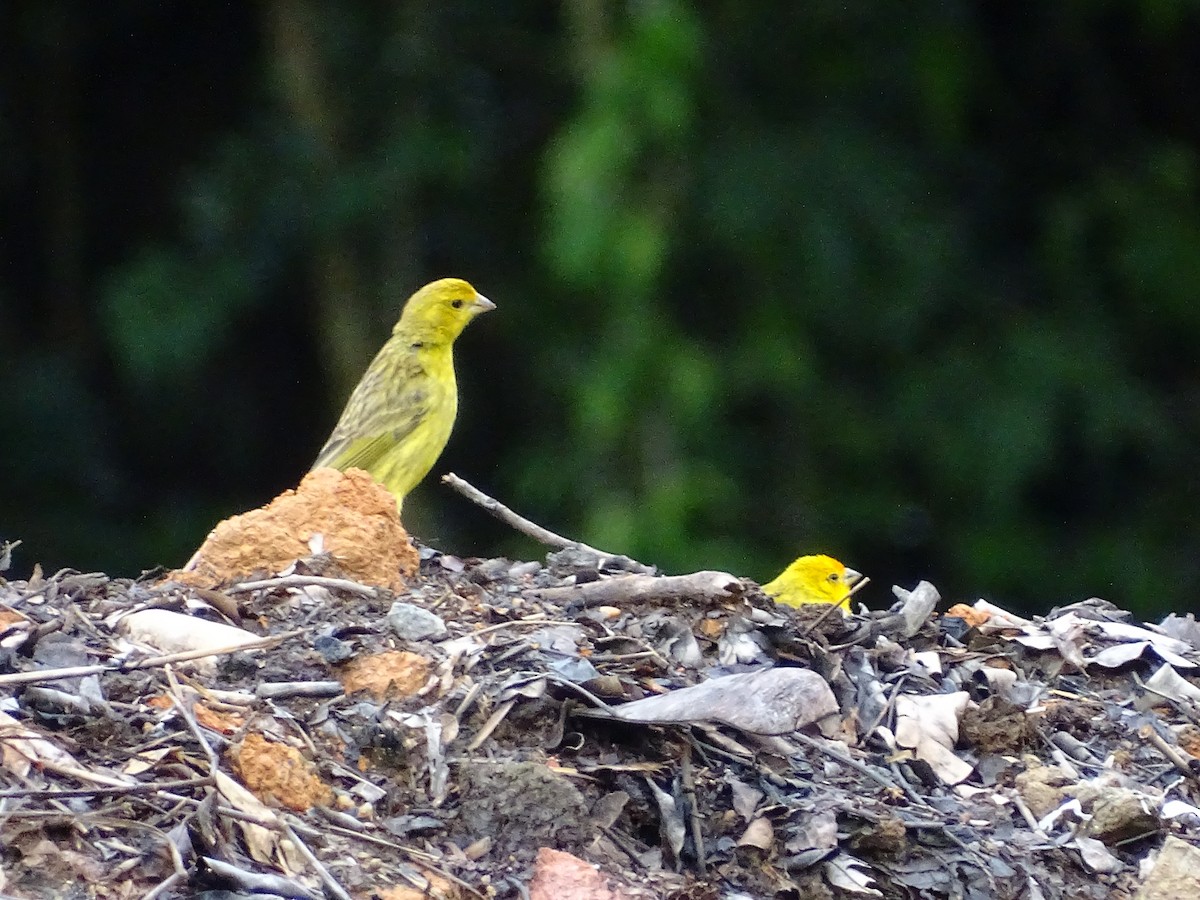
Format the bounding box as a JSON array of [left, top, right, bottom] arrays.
[[171, 467, 416, 592], [230, 732, 333, 812], [529, 848, 636, 900], [338, 650, 431, 700]]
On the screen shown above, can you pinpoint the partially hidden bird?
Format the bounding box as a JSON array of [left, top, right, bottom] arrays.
[[312, 277, 495, 512], [760, 554, 862, 610]]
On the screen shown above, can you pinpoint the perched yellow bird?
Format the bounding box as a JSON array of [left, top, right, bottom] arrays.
[[312, 278, 495, 511], [761, 554, 862, 610]]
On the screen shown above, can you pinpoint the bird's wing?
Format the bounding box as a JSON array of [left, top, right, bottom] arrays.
[[312, 353, 431, 471]]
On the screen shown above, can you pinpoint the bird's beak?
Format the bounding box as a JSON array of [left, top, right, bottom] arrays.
[[843, 567, 863, 586], [474, 293, 496, 313]]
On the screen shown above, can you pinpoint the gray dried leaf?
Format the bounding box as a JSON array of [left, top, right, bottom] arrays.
[[601, 667, 837, 736]]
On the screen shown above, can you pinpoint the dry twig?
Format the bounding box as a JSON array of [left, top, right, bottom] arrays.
[[227, 573, 379, 597], [795, 575, 872, 638], [681, 741, 707, 875], [442, 472, 652, 572], [0, 776, 212, 801], [531, 570, 743, 607]]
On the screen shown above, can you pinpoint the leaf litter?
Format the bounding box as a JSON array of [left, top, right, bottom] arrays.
[[0, 474, 1199, 898]]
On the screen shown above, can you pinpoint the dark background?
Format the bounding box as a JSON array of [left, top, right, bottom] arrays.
[[3, 1, 1199, 618]]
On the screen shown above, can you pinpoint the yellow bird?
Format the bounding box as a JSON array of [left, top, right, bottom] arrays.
[[312, 277, 495, 511], [761, 554, 862, 610]]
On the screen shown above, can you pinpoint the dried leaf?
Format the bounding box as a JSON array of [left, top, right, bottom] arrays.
[[214, 770, 282, 866], [894, 692, 973, 785], [601, 667, 837, 736], [737, 816, 774, 850], [824, 854, 883, 896]]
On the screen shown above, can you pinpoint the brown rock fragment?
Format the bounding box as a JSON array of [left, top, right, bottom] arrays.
[[229, 732, 333, 811], [0, 604, 30, 630], [1135, 835, 1200, 900], [171, 467, 417, 592], [1178, 725, 1200, 760], [376, 869, 464, 899], [944, 603, 991, 628], [1081, 787, 1160, 845], [1015, 761, 1072, 819], [192, 702, 245, 735], [338, 650, 431, 700], [849, 813, 908, 854], [528, 848, 634, 900], [960, 696, 1031, 754]]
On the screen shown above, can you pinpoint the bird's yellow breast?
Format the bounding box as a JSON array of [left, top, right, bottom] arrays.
[[371, 349, 457, 501]]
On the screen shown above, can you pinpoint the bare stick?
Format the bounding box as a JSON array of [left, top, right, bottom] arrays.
[[227, 574, 378, 597], [530, 570, 743, 607], [442, 472, 652, 572], [442, 472, 595, 549], [282, 817, 352, 900], [165, 668, 221, 770], [791, 732, 939, 812], [467, 698, 515, 751], [468, 617, 593, 637], [793, 576, 870, 638], [1137, 723, 1200, 781], [0, 776, 213, 801], [680, 741, 706, 875]]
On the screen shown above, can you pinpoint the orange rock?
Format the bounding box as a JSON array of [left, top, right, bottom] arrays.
[[374, 869, 463, 900], [944, 603, 991, 629], [193, 702, 246, 735], [229, 732, 333, 811], [0, 605, 30, 629], [338, 650, 431, 700], [1179, 725, 1200, 760], [171, 467, 417, 592], [698, 617, 725, 639], [528, 848, 634, 900]]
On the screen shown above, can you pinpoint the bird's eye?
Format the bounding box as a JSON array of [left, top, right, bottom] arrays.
[[451, 299, 464, 309], [828, 573, 839, 582]]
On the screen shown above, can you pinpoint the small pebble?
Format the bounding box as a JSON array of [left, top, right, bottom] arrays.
[[387, 601, 447, 640]]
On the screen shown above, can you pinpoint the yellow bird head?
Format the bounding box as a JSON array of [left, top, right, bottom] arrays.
[[761, 554, 862, 610], [396, 277, 496, 344]]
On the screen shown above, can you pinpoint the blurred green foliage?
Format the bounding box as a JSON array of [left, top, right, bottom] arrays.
[[2, 1, 1199, 616]]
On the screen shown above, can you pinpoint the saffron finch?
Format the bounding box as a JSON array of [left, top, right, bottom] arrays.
[[312, 277, 495, 511], [761, 554, 862, 610]]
